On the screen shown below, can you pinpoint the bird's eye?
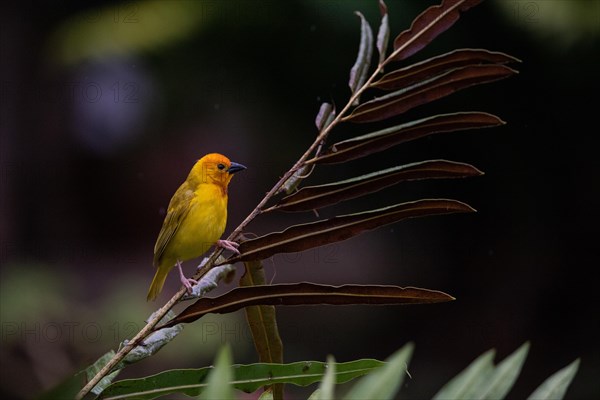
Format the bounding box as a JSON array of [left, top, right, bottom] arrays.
[[217, 163, 226, 170]]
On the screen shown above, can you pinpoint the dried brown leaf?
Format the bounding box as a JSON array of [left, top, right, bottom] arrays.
[[349, 11, 374, 102], [160, 283, 455, 328], [391, 0, 483, 62], [228, 199, 475, 263], [376, 0, 390, 66], [269, 160, 482, 212], [373, 48, 520, 90], [344, 64, 517, 123], [309, 112, 504, 165]]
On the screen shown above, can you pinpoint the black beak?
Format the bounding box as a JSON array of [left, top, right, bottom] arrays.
[[228, 162, 247, 174]]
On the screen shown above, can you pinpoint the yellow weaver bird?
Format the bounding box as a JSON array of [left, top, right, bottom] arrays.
[[147, 153, 246, 301]]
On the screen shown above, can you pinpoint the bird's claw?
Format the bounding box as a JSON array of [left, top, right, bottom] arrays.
[[217, 239, 241, 255], [176, 260, 198, 294], [181, 277, 199, 294]]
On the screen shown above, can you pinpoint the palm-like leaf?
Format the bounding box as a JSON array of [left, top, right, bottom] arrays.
[[74, 2, 521, 397]]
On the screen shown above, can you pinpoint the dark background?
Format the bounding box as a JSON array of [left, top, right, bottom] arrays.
[[1, 0, 599, 399]]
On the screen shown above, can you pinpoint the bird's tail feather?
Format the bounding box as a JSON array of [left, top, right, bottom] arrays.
[[147, 266, 169, 301]]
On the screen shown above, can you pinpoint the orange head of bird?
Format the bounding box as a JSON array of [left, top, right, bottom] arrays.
[[190, 153, 246, 190]]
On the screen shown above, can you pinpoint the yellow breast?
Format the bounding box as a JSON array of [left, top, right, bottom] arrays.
[[164, 184, 228, 264]]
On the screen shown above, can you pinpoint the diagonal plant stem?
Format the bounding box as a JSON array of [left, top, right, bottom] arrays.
[[75, 3, 467, 397]]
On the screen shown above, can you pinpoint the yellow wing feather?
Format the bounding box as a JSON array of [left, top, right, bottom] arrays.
[[153, 182, 195, 267]]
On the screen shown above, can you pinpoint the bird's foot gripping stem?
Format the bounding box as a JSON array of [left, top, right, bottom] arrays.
[[176, 260, 198, 294], [217, 239, 240, 255]]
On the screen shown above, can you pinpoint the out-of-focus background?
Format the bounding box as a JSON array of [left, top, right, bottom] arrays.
[[1, 0, 598, 398]]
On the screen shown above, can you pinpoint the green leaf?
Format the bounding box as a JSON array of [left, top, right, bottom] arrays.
[[160, 283, 454, 327], [376, 0, 390, 66], [343, 343, 414, 400], [474, 342, 530, 399], [308, 389, 322, 400], [373, 48, 520, 90], [344, 64, 517, 123], [202, 345, 235, 400], [268, 160, 482, 212], [259, 390, 275, 400], [317, 356, 337, 400], [527, 358, 580, 400], [432, 349, 496, 400], [349, 11, 374, 103], [88, 351, 121, 396], [391, 0, 483, 62], [98, 359, 384, 399], [309, 112, 504, 165], [230, 199, 474, 262], [240, 260, 284, 400]]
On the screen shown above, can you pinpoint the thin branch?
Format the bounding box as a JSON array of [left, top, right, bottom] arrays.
[[75, 3, 454, 396], [76, 288, 185, 399], [77, 48, 379, 400]]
